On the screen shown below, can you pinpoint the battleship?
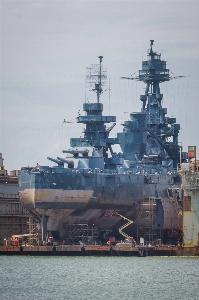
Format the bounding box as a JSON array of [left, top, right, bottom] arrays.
[[18, 41, 186, 244]]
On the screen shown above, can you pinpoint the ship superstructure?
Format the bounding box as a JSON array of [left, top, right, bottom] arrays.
[[119, 40, 186, 168], [18, 42, 185, 244], [69, 56, 121, 169]]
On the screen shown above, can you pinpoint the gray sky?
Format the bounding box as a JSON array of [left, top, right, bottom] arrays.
[[1, 0, 199, 172]]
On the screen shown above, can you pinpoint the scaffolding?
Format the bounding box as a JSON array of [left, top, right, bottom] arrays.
[[61, 218, 98, 245], [27, 216, 39, 246], [136, 197, 160, 244]]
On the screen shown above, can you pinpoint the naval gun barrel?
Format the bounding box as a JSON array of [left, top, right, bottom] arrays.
[[147, 129, 174, 157], [47, 157, 64, 166], [57, 157, 74, 168], [107, 122, 116, 133], [62, 149, 89, 157]]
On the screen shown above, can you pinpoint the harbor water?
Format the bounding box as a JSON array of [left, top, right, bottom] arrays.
[[0, 256, 198, 300]]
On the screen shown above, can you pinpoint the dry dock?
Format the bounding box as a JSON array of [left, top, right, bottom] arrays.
[[1, 244, 199, 257]]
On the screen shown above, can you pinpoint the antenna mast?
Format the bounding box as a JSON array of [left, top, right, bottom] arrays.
[[86, 56, 107, 103]]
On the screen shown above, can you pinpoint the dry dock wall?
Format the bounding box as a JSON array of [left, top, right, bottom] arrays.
[[0, 245, 199, 256], [0, 175, 30, 245]]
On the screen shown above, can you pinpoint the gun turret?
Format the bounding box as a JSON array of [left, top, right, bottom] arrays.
[[57, 157, 74, 168], [47, 157, 64, 166], [62, 149, 89, 158]]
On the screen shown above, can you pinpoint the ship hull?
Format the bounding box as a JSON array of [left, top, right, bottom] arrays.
[[19, 170, 182, 232]]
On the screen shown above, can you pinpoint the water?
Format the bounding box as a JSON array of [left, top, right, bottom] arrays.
[[0, 256, 198, 300]]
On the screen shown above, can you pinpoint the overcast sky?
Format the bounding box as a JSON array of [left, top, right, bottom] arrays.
[[1, 0, 199, 172]]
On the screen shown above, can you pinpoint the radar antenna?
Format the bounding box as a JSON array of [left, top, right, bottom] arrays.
[[86, 56, 107, 103], [150, 39, 154, 53]]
